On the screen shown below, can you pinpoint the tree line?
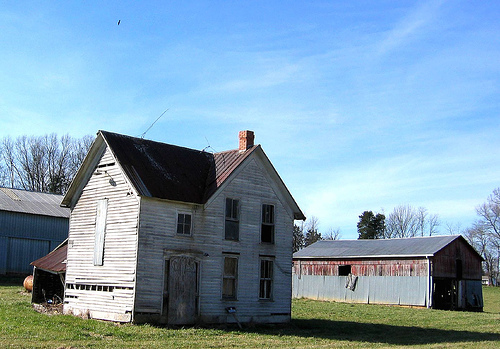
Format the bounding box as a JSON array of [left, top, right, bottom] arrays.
[[293, 216, 341, 252], [293, 189, 500, 285], [0, 134, 94, 194], [357, 205, 440, 239]]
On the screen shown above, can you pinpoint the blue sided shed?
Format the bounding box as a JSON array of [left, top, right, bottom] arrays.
[[0, 187, 69, 274]]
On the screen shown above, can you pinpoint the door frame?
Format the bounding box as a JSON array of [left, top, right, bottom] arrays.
[[161, 250, 203, 325]]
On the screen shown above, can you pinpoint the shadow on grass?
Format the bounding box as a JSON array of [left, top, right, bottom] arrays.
[[0, 275, 26, 287], [236, 318, 500, 345]]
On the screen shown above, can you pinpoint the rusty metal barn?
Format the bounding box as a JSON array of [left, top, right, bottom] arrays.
[[293, 235, 483, 311]]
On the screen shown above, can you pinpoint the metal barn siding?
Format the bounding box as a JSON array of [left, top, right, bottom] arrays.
[[293, 236, 484, 311], [0, 211, 69, 274], [292, 275, 428, 306], [293, 258, 429, 306]]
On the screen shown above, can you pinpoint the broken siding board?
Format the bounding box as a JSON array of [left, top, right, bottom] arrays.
[[64, 147, 139, 318]]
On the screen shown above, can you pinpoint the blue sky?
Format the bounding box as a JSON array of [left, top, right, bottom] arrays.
[[1, 1, 499, 239]]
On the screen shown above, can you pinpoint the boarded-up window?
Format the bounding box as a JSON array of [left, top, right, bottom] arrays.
[[261, 204, 275, 243], [259, 259, 273, 299], [177, 213, 192, 235], [94, 199, 108, 266], [225, 198, 239, 241], [222, 256, 238, 299]]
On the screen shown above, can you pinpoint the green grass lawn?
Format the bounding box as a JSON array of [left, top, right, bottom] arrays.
[[1, 277, 499, 348]]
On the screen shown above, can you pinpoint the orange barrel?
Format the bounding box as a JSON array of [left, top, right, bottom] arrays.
[[23, 275, 33, 292]]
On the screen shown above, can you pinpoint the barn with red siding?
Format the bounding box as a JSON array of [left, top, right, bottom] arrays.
[[293, 235, 483, 311]]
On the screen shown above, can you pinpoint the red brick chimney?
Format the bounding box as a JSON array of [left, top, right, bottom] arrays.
[[239, 130, 255, 151]]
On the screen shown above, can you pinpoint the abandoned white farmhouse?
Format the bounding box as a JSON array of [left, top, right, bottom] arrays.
[[61, 130, 305, 324]]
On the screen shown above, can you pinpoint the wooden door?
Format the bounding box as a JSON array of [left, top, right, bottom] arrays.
[[167, 256, 198, 325]]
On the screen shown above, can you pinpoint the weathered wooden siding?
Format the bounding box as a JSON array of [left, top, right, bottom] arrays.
[[293, 258, 429, 277], [63, 148, 140, 322], [433, 238, 483, 280], [135, 157, 294, 324]]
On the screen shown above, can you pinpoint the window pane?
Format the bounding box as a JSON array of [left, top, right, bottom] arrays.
[[262, 204, 274, 224], [225, 198, 232, 218], [223, 257, 238, 299], [226, 198, 239, 220], [261, 224, 274, 243], [223, 279, 236, 298], [259, 260, 273, 299], [177, 213, 191, 235], [225, 220, 239, 240], [232, 199, 239, 219], [224, 257, 237, 276]]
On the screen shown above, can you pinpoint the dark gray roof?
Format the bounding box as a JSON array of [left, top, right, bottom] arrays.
[[293, 235, 466, 259], [61, 130, 305, 220], [0, 187, 69, 218], [100, 131, 257, 204]]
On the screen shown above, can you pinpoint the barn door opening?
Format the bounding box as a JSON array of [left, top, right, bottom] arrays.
[[433, 279, 458, 310], [163, 256, 199, 325]]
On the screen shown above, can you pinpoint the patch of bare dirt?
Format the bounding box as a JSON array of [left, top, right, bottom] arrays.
[[33, 302, 63, 315]]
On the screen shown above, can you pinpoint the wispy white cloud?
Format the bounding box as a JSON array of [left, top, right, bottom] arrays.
[[375, 0, 447, 56]]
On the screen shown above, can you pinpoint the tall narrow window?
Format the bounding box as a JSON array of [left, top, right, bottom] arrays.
[[261, 204, 275, 243], [225, 198, 239, 240], [222, 256, 238, 299], [259, 259, 273, 299], [177, 213, 192, 235], [94, 199, 108, 266]]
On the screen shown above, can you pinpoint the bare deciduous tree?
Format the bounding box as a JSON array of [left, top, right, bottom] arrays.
[[385, 204, 440, 238], [304, 216, 322, 247], [323, 227, 342, 240], [476, 188, 500, 240], [464, 222, 499, 285], [0, 133, 94, 194], [472, 188, 500, 284]]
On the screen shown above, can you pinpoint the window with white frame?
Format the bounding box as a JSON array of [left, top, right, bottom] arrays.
[[222, 256, 238, 299], [225, 198, 239, 241], [259, 258, 273, 299], [176, 213, 192, 235], [261, 204, 275, 243]]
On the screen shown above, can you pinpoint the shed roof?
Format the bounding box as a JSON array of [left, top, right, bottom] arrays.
[[31, 239, 67, 273], [293, 235, 479, 259], [0, 187, 69, 218]]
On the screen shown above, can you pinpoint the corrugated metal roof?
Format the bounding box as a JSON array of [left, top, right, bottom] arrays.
[[0, 187, 69, 218], [30, 239, 67, 272], [293, 235, 464, 259]]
